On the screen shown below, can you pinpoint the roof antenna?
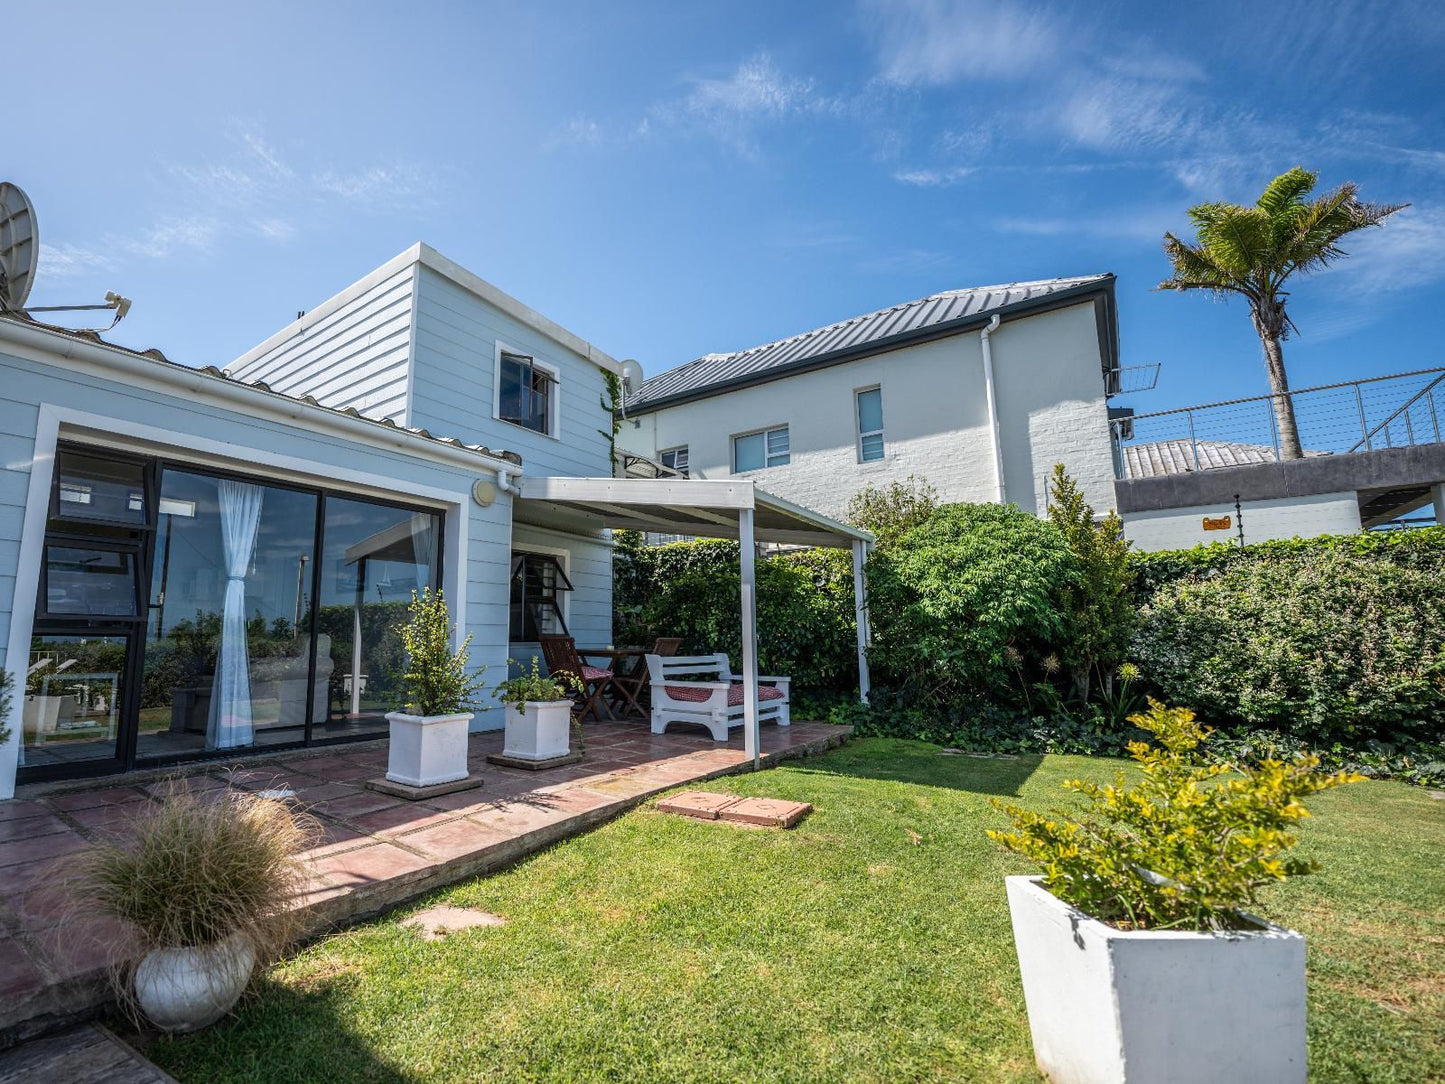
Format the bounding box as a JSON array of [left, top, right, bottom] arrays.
[[0, 181, 133, 331]]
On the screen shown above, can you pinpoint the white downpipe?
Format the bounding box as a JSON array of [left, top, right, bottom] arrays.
[[739, 506, 760, 768], [980, 314, 1006, 504], [495, 466, 522, 497]]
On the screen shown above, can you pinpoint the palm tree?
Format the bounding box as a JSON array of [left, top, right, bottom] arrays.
[[1159, 168, 1405, 459]]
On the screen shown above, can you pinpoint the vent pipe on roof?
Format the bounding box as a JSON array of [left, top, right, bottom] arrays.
[[979, 314, 1006, 504]]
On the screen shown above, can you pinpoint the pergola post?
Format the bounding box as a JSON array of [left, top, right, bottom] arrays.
[[852, 539, 871, 704], [738, 506, 760, 768]]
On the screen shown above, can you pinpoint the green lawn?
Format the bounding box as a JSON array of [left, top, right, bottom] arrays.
[[149, 738, 1445, 1083]]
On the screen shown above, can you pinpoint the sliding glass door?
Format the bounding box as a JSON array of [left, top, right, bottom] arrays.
[[138, 469, 320, 761], [19, 444, 445, 783]]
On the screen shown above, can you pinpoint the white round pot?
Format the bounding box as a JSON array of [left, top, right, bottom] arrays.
[[385, 711, 474, 787], [133, 932, 257, 1033], [502, 700, 574, 761]]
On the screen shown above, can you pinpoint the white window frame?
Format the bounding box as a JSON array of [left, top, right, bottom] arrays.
[[659, 445, 689, 476], [493, 341, 561, 440], [855, 385, 885, 464], [731, 424, 790, 473]]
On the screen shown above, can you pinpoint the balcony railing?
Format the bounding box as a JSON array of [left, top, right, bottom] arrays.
[[1111, 366, 1445, 480]]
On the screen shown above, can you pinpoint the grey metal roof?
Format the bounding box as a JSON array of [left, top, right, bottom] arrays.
[[1122, 439, 1329, 479], [626, 274, 1114, 412]]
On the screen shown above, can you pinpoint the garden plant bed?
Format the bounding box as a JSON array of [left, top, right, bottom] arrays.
[[145, 739, 1444, 1084]]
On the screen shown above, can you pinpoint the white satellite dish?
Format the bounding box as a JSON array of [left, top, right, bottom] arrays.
[[0, 182, 39, 312], [619, 357, 644, 396]]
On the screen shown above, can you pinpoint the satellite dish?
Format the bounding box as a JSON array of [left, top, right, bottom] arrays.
[[619, 358, 644, 395], [0, 182, 39, 312]]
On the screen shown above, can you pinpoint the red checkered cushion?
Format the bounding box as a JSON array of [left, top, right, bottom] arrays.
[[581, 666, 612, 681], [665, 683, 785, 706]]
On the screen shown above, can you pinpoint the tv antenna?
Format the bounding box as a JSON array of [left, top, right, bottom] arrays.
[[0, 181, 132, 330]]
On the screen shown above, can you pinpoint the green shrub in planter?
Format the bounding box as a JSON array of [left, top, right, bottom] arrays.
[[393, 588, 488, 716], [989, 701, 1361, 930], [1134, 549, 1445, 746], [494, 657, 581, 715]]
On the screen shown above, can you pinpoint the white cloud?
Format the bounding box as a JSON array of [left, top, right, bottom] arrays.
[[126, 216, 221, 259], [892, 166, 975, 186], [252, 217, 297, 242], [856, 248, 953, 273], [1318, 205, 1445, 294], [37, 242, 116, 280], [862, 0, 1063, 84], [546, 117, 605, 150], [993, 208, 1177, 243], [315, 163, 432, 203]]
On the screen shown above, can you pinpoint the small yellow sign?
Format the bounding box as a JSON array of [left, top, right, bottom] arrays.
[[1202, 515, 1232, 531]]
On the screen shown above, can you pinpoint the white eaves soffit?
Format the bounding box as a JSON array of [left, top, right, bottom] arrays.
[[514, 476, 872, 550]]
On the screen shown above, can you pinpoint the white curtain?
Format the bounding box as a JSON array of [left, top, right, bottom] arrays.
[[409, 513, 436, 590], [208, 480, 264, 750]]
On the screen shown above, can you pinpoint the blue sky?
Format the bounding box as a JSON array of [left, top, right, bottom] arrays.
[[11, 0, 1445, 420]]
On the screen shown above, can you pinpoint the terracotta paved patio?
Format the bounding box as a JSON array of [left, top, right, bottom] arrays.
[[0, 718, 849, 1046]]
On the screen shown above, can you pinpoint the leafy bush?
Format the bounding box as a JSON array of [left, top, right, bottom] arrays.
[[989, 701, 1361, 930], [1046, 465, 1136, 702], [846, 474, 939, 545], [1131, 525, 1445, 601], [1135, 548, 1445, 746], [613, 535, 858, 696], [393, 589, 488, 716], [82, 782, 318, 954], [0, 669, 11, 747], [865, 503, 1079, 709]]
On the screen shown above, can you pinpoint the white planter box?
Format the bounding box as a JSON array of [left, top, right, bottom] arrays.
[[385, 711, 474, 788], [502, 700, 573, 761], [1005, 875, 1306, 1084]]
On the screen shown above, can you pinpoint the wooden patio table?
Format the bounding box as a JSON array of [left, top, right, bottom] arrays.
[[578, 647, 650, 717]]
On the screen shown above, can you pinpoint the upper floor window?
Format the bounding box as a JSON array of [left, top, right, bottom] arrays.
[[497, 350, 555, 435], [733, 425, 789, 472], [659, 446, 689, 476], [856, 387, 884, 462]]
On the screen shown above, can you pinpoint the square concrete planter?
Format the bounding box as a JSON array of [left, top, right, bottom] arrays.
[[384, 711, 473, 788], [1005, 875, 1306, 1084], [501, 700, 573, 762]]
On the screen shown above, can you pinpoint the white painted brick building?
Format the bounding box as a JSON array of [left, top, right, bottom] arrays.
[[618, 276, 1122, 520]]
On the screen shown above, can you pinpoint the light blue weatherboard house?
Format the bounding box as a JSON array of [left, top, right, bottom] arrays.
[[0, 243, 870, 799]]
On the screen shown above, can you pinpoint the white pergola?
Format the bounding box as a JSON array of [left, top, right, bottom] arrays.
[[514, 476, 874, 767]]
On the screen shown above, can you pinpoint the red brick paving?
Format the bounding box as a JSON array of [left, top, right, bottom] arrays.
[[657, 792, 742, 820], [719, 797, 814, 828], [2, 717, 850, 1043]]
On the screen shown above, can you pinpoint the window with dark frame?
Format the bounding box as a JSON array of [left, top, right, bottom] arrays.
[[509, 551, 572, 641], [659, 446, 689, 476], [498, 351, 553, 434]]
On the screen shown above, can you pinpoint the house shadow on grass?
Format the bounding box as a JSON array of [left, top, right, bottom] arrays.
[[145, 976, 410, 1084], [787, 737, 1045, 798]]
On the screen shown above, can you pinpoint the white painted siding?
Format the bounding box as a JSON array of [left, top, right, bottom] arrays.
[[1122, 492, 1363, 551], [408, 266, 614, 479], [0, 343, 518, 795], [228, 263, 417, 424], [618, 300, 1115, 519]]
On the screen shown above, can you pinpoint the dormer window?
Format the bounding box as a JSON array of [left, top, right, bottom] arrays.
[[498, 350, 556, 435]]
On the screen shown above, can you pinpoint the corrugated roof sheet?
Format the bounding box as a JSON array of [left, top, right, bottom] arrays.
[[626, 274, 1112, 411], [1, 312, 523, 466], [1123, 439, 1329, 479]]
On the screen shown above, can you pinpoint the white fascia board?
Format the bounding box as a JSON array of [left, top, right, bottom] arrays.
[[228, 242, 624, 379], [517, 475, 754, 509], [416, 244, 623, 375], [754, 485, 875, 544], [0, 319, 520, 476], [229, 243, 424, 372]]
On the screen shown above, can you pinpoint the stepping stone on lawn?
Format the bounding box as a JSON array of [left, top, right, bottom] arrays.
[[402, 906, 507, 941], [657, 791, 741, 820], [719, 797, 813, 828]]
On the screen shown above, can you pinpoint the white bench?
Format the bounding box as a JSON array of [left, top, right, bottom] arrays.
[[645, 653, 791, 741]]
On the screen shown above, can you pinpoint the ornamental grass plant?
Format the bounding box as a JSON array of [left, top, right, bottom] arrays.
[[81, 782, 319, 958], [989, 700, 1361, 930]]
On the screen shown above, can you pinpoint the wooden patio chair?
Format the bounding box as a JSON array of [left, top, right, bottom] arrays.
[[539, 636, 615, 723]]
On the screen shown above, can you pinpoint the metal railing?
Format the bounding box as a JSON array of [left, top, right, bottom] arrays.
[[1112, 366, 1445, 480]]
